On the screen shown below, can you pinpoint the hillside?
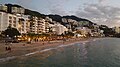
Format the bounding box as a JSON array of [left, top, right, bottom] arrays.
[[4, 4, 94, 29]]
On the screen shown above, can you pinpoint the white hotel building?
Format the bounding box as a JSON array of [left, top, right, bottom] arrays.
[[0, 11, 29, 34], [30, 17, 46, 34], [0, 12, 18, 33], [52, 23, 68, 35], [17, 14, 30, 34], [0, 11, 68, 35]]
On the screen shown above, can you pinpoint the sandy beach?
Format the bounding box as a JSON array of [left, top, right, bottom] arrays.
[[0, 37, 92, 61]]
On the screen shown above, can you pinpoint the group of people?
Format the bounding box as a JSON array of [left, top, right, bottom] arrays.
[[5, 46, 11, 51]]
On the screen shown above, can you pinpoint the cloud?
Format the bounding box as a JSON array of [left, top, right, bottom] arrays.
[[75, 4, 120, 27], [16, 0, 37, 9], [15, 0, 120, 27], [16, 0, 32, 5], [49, 5, 68, 16], [15, 0, 69, 15], [98, 0, 109, 5], [48, 0, 69, 16], [99, 0, 106, 3]]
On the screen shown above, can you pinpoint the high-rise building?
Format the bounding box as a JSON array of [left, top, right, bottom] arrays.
[[37, 18, 45, 33], [45, 17, 53, 33], [29, 17, 46, 34], [0, 11, 29, 34], [17, 15, 30, 34], [30, 17, 38, 34], [0, 11, 18, 33]]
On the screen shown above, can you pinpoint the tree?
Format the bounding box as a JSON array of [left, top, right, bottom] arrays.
[[2, 26, 21, 38]]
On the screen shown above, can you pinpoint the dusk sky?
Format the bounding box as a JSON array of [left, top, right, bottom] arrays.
[[1, 0, 120, 27]]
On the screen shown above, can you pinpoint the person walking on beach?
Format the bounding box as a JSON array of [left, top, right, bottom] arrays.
[[5, 41, 12, 51], [5, 46, 8, 51]]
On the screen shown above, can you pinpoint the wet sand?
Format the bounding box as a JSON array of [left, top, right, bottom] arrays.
[[0, 38, 91, 59]]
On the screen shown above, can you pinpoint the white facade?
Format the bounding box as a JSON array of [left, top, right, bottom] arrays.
[[0, 12, 18, 33], [62, 18, 68, 23], [30, 17, 38, 34], [114, 27, 120, 33], [45, 16, 52, 22], [52, 23, 68, 35], [30, 17, 46, 34], [17, 15, 30, 34], [37, 18, 45, 33], [0, 11, 29, 34]]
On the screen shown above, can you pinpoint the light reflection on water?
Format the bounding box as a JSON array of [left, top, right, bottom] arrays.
[[1, 38, 120, 67]]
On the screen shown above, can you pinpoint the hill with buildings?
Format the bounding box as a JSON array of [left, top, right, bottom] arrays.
[[0, 3, 117, 38], [4, 4, 94, 28]]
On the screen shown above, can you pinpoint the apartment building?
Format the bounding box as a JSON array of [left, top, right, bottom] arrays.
[[0, 11, 30, 34], [30, 17, 46, 34], [37, 18, 45, 33], [17, 14, 30, 34], [45, 17, 53, 33], [0, 11, 18, 33], [30, 17, 38, 34]]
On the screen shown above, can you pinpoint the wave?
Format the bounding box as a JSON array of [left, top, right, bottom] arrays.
[[0, 56, 16, 62]]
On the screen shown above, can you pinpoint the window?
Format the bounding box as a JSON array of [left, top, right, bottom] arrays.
[[9, 24, 12, 26], [13, 24, 16, 27], [13, 17, 16, 20], [13, 21, 16, 23], [9, 20, 12, 23], [9, 16, 12, 19]]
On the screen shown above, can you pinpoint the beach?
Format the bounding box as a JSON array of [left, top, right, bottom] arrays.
[[0, 37, 91, 61]]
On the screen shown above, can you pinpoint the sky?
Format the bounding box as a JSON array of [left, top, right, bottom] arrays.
[[1, 0, 120, 27]]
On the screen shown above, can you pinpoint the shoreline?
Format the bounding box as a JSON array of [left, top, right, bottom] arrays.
[[0, 37, 95, 62]]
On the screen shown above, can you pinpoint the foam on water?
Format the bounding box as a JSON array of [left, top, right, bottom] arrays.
[[57, 44, 73, 48], [0, 56, 16, 62], [21, 43, 79, 58], [25, 51, 39, 56], [40, 48, 55, 52]]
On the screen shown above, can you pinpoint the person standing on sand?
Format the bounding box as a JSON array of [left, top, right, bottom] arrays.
[[5, 46, 8, 51], [5, 42, 8, 51], [5, 41, 12, 51]]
